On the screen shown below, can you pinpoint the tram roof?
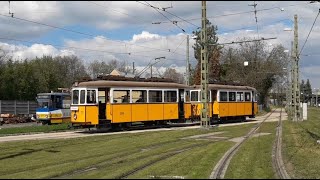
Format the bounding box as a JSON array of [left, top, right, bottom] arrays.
[[75, 80, 189, 89], [191, 84, 256, 91], [37, 92, 70, 96]]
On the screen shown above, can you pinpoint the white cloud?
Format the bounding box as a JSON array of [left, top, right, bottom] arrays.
[[1, 1, 320, 88]]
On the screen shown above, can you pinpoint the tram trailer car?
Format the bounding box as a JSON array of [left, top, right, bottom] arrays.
[[186, 84, 258, 123], [36, 92, 71, 125], [70, 80, 258, 129]]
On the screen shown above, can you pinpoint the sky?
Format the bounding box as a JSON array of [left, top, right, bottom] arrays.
[[1, 1, 320, 89]]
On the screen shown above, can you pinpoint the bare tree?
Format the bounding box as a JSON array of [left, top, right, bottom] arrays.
[[162, 67, 185, 84], [220, 38, 289, 106]]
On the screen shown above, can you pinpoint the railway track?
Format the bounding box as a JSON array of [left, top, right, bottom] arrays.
[[272, 108, 290, 179], [209, 109, 278, 179]]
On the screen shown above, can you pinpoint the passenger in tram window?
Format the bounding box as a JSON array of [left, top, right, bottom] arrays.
[[122, 95, 129, 103], [136, 95, 144, 102]]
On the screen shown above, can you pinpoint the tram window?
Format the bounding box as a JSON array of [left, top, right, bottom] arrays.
[[87, 90, 97, 104], [72, 90, 79, 104], [185, 91, 190, 102], [132, 90, 147, 103], [212, 90, 217, 102], [253, 92, 257, 102], [80, 90, 86, 104], [63, 96, 71, 109], [149, 90, 162, 102], [113, 90, 130, 103], [220, 92, 228, 102], [237, 92, 244, 102], [245, 92, 251, 101], [55, 96, 63, 109], [229, 92, 236, 102], [98, 91, 106, 103], [190, 91, 199, 102], [164, 91, 177, 102]]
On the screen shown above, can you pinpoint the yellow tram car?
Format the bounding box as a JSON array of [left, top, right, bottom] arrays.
[[185, 84, 258, 123], [70, 80, 188, 129], [70, 80, 258, 129]]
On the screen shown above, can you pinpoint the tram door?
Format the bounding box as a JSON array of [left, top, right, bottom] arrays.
[[98, 89, 107, 120], [252, 91, 255, 116], [211, 90, 217, 115], [178, 89, 185, 120]]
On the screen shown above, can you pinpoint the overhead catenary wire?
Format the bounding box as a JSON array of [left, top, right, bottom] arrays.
[[0, 37, 197, 62], [298, 9, 320, 57], [137, 1, 186, 33], [249, 1, 260, 39], [152, 1, 311, 24], [0, 13, 186, 57]]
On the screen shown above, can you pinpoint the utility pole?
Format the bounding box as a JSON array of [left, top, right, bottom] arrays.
[[186, 35, 190, 85], [133, 62, 135, 75], [292, 14, 301, 121], [200, 1, 209, 128], [289, 41, 294, 118]]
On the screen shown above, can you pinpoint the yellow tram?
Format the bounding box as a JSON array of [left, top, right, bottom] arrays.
[[71, 80, 188, 129], [70, 79, 258, 129], [185, 84, 258, 123]]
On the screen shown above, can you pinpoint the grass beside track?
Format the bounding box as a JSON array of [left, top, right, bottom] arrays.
[[0, 123, 256, 179], [282, 107, 320, 179], [0, 123, 71, 136], [225, 121, 278, 179]]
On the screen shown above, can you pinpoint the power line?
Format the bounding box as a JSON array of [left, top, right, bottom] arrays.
[[87, 1, 151, 25], [249, 1, 260, 39], [298, 9, 320, 57], [143, 1, 200, 28], [0, 13, 186, 56], [0, 37, 196, 62], [172, 37, 186, 53], [152, 2, 310, 24], [137, 1, 186, 32]]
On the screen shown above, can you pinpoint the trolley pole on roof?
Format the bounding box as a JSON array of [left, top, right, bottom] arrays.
[[200, 1, 210, 128]]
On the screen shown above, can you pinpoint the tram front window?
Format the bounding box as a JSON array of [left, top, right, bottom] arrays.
[[37, 99, 51, 108]]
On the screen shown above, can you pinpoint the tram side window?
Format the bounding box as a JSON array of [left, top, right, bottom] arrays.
[[98, 91, 106, 103], [87, 90, 97, 104], [55, 96, 63, 109], [72, 90, 79, 104], [190, 91, 199, 102], [220, 91, 228, 102], [132, 90, 147, 103], [63, 96, 71, 109], [149, 90, 162, 102], [185, 91, 190, 102], [113, 90, 130, 103], [80, 90, 86, 104], [164, 91, 177, 102], [212, 90, 217, 102], [229, 92, 236, 102], [245, 92, 251, 102], [237, 92, 244, 102]]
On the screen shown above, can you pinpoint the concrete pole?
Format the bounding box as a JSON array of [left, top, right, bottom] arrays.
[[186, 35, 190, 86], [200, 1, 209, 127], [293, 14, 301, 121]]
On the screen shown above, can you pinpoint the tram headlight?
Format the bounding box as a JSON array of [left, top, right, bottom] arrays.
[[73, 114, 77, 120]]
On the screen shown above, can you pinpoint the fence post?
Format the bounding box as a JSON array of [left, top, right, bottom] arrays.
[[14, 100, 17, 115], [0, 100, 1, 115], [28, 101, 30, 115]]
